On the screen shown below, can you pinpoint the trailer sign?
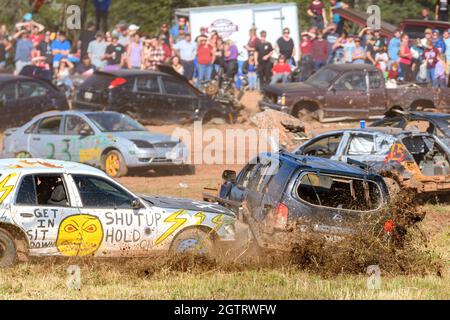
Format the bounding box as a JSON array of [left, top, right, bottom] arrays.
[[209, 19, 239, 38]]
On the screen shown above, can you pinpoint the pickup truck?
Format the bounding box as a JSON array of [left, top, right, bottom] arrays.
[[259, 64, 450, 122]]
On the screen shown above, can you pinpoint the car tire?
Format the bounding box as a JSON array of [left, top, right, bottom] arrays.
[[102, 150, 128, 178], [0, 229, 17, 268], [170, 228, 215, 258], [15, 151, 32, 158]]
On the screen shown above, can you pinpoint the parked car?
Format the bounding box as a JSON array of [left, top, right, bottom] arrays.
[[259, 64, 450, 122], [0, 159, 236, 267], [0, 74, 68, 129], [371, 110, 450, 146], [204, 151, 391, 250], [293, 128, 450, 197], [2, 110, 193, 178], [73, 66, 237, 125]]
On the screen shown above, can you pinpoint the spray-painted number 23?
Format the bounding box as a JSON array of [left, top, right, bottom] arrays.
[[47, 141, 72, 161]]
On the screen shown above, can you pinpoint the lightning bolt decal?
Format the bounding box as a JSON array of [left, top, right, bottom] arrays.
[[194, 212, 206, 225], [155, 210, 187, 245], [211, 214, 224, 232], [0, 173, 17, 204]]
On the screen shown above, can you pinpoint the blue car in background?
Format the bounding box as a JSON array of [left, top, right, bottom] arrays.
[[2, 110, 193, 177]]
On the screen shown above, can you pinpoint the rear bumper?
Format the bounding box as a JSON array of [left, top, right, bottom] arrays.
[[258, 99, 290, 113]]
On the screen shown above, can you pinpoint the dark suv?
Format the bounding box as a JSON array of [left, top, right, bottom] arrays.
[[207, 151, 390, 250], [73, 66, 237, 125]]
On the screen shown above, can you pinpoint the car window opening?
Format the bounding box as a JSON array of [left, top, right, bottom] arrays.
[[297, 173, 382, 211], [16, 174, 69, 207], [402, 136, 450, 176]]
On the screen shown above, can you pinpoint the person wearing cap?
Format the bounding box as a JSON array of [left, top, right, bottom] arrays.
[[104, 34, 125, 70], [159, 23, 171, 47], [87, 31, 107, 69], [435, 0, 449, 22], [196, 35, 214, 87], [422, 39, 440, 86], [93, 0, 111, 33], [170, 17, 190, 43], [432, 29, 446, 53], [365, 36, 377, 65], [51, 31, 71, 70], [173, 32, 197, 82], [421, 28, 433, 47]]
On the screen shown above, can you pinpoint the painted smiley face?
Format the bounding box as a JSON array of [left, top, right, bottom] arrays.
[[56, 215, 103, 257]]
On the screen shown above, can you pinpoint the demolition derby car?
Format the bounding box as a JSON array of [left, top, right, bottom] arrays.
[[0, 159, 235, 267], [204, 151, 391, 250], [2, 110, 194, 178], [294, 128, 450, 197]]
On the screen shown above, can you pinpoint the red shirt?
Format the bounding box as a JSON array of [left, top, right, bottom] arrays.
[[300, 39, 312, 56], [311, 39, 328, 62], [272, 62, 291, 74], [30, 34, 44, 47], [162, 43, 171, 61], [197, 44, 213, 65]]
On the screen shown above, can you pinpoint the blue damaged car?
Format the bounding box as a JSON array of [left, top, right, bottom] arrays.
[[1, 110, 193, 178]]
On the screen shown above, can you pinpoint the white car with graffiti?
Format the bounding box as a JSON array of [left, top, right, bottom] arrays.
[[0, 159, 236, 267]]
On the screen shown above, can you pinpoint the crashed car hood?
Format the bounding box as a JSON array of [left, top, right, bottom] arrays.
[[265, 82, 316, 95], [140, 195, 236, 217], [109, 131, 180, 144]]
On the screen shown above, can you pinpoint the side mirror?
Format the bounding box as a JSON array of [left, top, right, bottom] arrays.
[[131, 198, 142, 209], [222, 170, 237, 183]]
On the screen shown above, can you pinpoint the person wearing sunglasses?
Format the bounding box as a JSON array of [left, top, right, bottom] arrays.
[[275, 27, 296, 67]]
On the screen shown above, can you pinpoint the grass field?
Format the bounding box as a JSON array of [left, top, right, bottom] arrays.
[[0, 204, 448, 300]]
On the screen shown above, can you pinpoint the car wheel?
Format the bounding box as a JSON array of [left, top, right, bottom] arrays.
[[103, 150, 128, 178], [170, 228, 215, 258], [0, 229, 17, 267], [15, 151, 32, 159]]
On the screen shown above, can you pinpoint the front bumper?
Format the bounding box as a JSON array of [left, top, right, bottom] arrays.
[[258, 99, 290, 113], [125, 145, 189, 168]]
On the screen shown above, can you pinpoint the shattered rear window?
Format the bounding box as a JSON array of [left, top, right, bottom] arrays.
[[296, 173, 383, 212]]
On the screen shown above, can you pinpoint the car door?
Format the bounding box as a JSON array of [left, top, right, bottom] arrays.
[[160, 76, 199, 123], [367, 71, 388, 116], [295, 133, 345, 160], [0, 81, 19, 127], [28, 115, 64, 160], [69, 174, 158, 257], [10, 172, 80, 256], [327, 71, 370, 118], [129, 75, 166, 122], [59, 115, 99, 165]]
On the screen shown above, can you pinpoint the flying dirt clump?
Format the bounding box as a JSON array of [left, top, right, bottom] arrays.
[[288, 191, 445, 277]]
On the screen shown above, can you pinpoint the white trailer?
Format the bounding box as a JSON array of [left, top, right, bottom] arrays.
[[175, 2, 300, 62]]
